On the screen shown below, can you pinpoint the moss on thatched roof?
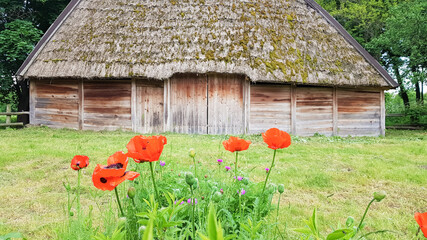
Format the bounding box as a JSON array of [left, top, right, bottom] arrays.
[[18, 0, 397, 87]]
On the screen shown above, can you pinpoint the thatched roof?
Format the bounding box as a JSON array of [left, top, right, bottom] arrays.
[[17, 0, 397, 88]]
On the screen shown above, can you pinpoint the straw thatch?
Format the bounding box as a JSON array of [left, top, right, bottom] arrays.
[[18, 0, 395, 87]]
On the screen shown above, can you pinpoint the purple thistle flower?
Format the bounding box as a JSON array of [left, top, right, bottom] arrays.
[[237, 176, 243, 181], [265, 167, 270, 173], [159, 161, 165, 167], [217, 159, 223, 165], [225, 166, 231, 171], [187, 198, 198, 205], [180, 201, 185, 205], [241, 189, 246, 195], [220, 188, 224, 194]]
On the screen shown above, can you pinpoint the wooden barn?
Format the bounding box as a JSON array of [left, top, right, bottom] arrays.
[[16, 0, 398, 136]]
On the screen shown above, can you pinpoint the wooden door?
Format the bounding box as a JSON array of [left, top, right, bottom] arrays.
[[208, 74, 244, 134], [170, 74, 208, 134], [136, 80, 164, 133]]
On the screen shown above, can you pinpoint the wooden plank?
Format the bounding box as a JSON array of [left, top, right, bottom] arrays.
[[208, 74, 244, 134], [291, 84, 296, 135], [0, 112, 29, 116], [29, 80, 36, 124], [78, 79, 83, 130], [131, 79, 137, 132], [0, 122, 23, 127], [5, 105, 11, 124], [136, 79, 164, 133], [164, 79, 168, 132], [380, 90, 385, 136], [333, 87, 338, 135]]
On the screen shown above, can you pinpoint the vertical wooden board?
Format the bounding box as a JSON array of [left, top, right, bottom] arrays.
[[170, 74, 207, 134], [296, 87, 333, 136], [29, 79, 36, 124], [83, 80, 132, 131], [249, 84, 291, 134], [33, 79, 79, 129], [380, 90, 385, 136], [337, 88, 381, 136], [136, 80, 164, 133], [208, 74, 244, 135]]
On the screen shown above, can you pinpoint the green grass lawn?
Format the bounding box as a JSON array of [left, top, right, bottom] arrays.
[[0, 127, 426, 239]]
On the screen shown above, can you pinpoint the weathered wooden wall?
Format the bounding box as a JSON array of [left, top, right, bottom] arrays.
[[30, 77, 384, 136], [337, 89, 381, 136], [83, 81, 132, 131], [249, 84, 291, 134], [31, 79, 79, 129], [296, 87, 334, 136], [248, 84, 383, 136]]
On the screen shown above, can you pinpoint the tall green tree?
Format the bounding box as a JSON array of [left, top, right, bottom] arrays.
[[0, 0, 70, 116], [368, 0, 427, 106]]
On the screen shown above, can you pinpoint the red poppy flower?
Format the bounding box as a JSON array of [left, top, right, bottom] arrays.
[[222, 136, 251, 153], [415, 212, 427, 238], [92, 151, 140, 191], [126, 135, 166, 163], [262, 128, 291, 150], [71, 155, 89, 170]]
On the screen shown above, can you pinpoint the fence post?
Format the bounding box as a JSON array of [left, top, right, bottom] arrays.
[[6, 104, 11, 125]]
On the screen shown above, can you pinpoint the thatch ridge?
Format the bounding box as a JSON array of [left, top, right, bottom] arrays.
[[17, 0, 397, 88]]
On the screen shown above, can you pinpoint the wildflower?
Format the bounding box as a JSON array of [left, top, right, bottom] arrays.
[[220, 188, 224, 194], [204, 175, 208, 178], [265, 167, 270, 173], [217, 159, 223, 165], [187, 198, 198, 205], [262, 128, 291, 150], [223, 136, 251, 153], [225, 166, 231, 171], [238, 189, 246, 195], [126, 135, 166, 163], [92, 151, 140, 191], [415, 212, 427, 238], [185, 172, 196, 186], [159, 161, 166, 167], [234, 176, 243, 181], [71, 155, 89, 170]]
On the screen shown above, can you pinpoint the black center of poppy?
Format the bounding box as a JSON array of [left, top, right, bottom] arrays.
[[104, 163, 123, 169], [100, 177, 107, 183]]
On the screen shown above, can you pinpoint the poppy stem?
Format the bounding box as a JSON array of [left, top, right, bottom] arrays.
[[149, 162, 160, 202], [357, 198, 375, 231], [190, 186, 195, 240], [275, 193, 282, 238], [77, 169, 81, 218], [192, 156, 197, 178], [262, 149, 277, 194], [114, 187, 124, 217], [234, 151, 239, 181]]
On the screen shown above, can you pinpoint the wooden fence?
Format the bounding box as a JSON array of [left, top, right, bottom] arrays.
[[0, 104, 29, 127]]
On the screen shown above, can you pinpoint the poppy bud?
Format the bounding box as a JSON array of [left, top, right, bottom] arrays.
[[346, 216, 354, 227], [213, 191, 222, 202], [193, 178, 199, 189], [267, 183, 277, 194], [128, 187, 136, 199], [278, 184, 285, 194], [373, 191, 386, 202], [189, 148, 196, 158], [69, 211, 74, 216], [185, 172, 195, 186]]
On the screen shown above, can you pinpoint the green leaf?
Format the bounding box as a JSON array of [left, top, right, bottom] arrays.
[[142, 218, 154, 240], [207, 203, 219, 239], [0, 232, 23, 240], [292, 228, 313, 234], [326, 228, 354, 240]]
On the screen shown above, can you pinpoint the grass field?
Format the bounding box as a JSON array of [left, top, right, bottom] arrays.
[[0, 127, 426, 239]]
